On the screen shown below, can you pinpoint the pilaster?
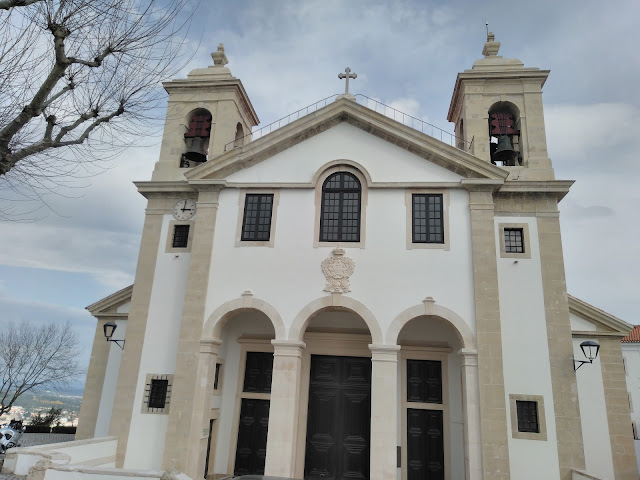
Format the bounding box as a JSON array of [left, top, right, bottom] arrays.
[[109, 198, 164, 467], [369, 344, 400, 480], [466, 186, 510, 480], [76, 319, 112, 439], [458, 348, 483, 480], [599, 338, 637, 478], [264, 340, 306, 478], [162, 186, 223, 479], [537, 212, 585, 479]]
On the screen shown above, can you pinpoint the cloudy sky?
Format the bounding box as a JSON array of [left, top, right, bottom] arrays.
[[1, 0, 638, 382]]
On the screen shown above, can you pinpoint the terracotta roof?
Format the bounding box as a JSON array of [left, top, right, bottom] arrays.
[[622, 325, 640, 343]]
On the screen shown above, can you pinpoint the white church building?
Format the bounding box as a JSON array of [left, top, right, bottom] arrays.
[[73, 35, 638, 480]]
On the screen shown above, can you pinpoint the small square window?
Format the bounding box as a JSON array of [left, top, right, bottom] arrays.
[[504, 228, 524, 253], [241, 194, 274, 241], [412, 194, 444, 244], [516, 400, 539, 433], [172, 224, 190, 248], [149, 379, 169, 409]]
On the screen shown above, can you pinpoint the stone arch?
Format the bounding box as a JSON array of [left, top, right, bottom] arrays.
[[289, 295, 384, 344], [386, 298, 476, 349], [203, 293, 286, 341], [311, 159, 373, 188]]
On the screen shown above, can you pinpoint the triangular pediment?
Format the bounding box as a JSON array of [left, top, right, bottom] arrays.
[[86, 285, 133, 317], [186, 97, 509, 183], [569, 295, 632, 336]]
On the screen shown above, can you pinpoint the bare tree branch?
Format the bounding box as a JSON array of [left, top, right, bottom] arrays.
[[0, 320, 82, 417], [0, 0, 194, 216]]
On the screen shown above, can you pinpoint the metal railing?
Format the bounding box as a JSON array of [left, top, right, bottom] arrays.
[[224, 93, 473, 154]]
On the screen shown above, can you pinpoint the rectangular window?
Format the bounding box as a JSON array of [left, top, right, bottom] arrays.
[[213, 363, 222, 390], [172, 224, 190, 248], [407, 359, 443, 404], [516, 400, 539, 433], [504, 228, 524, 253], [412, 194, 444, 244], [241, 194, 274, 241], [148, 379, 169, 409]]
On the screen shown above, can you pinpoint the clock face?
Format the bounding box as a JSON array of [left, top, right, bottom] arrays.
[[172, 199, 196, 220]]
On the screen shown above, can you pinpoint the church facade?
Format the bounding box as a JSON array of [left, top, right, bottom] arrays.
[[76, 37, 637, 480]]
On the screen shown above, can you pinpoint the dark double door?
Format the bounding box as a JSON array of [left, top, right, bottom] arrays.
[[305, 355, 371, 480]]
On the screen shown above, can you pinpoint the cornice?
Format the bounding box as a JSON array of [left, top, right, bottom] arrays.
[[568, 295, 632, 336], [86, 285, 133, 316], [498, 180, 575, 201]]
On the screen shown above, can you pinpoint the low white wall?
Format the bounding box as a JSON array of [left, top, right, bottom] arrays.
[[2, 436, 117, 476], [41, 465, 192, 480]]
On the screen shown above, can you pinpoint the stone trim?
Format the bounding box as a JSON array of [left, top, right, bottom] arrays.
[[497, 222, 531, 259], [537, 214, 585, 478], [400, 347, 452, 480], [508, 394, 547, 441], [599, 337, 638, 479], [140, 373, 174, 415], [386, 297, 476, 349], [467, 190, 510, 480], [109, 198, 164, 467], [165, 220, 194, 253], [404, 189, 451, 251], [313, 164, 369, 249], [289, 294, 383, 344], [234, 189, 281, 247]]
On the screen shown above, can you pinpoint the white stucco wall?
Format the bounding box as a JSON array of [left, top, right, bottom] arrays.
[[495, 216, 560, 480], [207, 123, 475, 341], [95, 320, 126, 438], [621, 342, 640, 475], [123, 215, 192, 470], [574, 335, 615, 480]]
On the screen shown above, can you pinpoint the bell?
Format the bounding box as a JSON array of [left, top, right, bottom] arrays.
[[183, 136, 207, 163], [492, 135, 517, 164]]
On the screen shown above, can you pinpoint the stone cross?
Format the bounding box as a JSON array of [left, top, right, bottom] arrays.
[[338, 67, 357, 95]]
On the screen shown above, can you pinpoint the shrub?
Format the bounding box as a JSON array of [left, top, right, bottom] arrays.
[[26, 425, 51, 433]]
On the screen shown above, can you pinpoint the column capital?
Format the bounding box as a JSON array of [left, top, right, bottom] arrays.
[[200, 338, 223, 355], [457, 348, 479, 366], [271, 339, 306, 357], [369, 344, 401, 362]]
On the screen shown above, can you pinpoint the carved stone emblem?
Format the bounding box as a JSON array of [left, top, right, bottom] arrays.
[[321, 247, 355, 293]]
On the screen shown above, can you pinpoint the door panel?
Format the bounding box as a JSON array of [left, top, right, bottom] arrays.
[[305, 355, 371, 480], [234, 398, 270, 476], [407, 409, 444, 480]]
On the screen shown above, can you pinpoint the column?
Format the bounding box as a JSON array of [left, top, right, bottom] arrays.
[[464, 184, 511, 480], [458, 349, 483, 480], [264, 340, 306, 478], [162, 186, 222, 479], [369, 344, 400, 480]]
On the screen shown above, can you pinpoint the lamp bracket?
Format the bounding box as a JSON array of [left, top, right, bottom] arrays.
[[107, 338, 125, 350], [574, 358, 592, 372]]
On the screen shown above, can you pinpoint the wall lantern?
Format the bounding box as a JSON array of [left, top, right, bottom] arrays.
[[103, 321, 125, 350], [574, 340, 600, 371]]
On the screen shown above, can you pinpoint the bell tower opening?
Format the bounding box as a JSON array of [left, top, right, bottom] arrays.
[[489, 102, 521, 167], [181, 108, 212, 168]]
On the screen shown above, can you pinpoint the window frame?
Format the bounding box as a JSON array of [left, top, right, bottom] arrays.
[[241, 193, 275, 242], [165, 220, 194, 253], [498, 223, 531, 259], [235, 190, 280, 247], [509, 394, 547, 440], [314, 166, 368, 249], [405, 190, 450, 250], [319, 172, 362, 243]]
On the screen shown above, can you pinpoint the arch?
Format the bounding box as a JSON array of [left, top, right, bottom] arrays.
[[203, 293, 286, 341], [311, 159, 373, 188], [386, 299, 476, 349], [233, 122, 244, 148], [289, 295, 384, 344]]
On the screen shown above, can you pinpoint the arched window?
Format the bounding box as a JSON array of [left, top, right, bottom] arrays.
[[181, 109, 212, 168], [233, 122, 244, 148], [489, 102, 521, 166], [319, 172, 361, 242]]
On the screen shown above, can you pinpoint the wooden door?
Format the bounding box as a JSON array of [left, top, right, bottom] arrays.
[[407, 409, 444, 480], [233, 398, 270, 476], [305, 355, 371, 480]]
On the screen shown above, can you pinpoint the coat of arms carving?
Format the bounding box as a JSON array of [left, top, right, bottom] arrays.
[[321, 247, 355, 293]]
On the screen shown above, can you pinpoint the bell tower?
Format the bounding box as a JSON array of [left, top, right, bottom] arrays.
[[448, 33, 554, 180], [151, 44, 259, 181]]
